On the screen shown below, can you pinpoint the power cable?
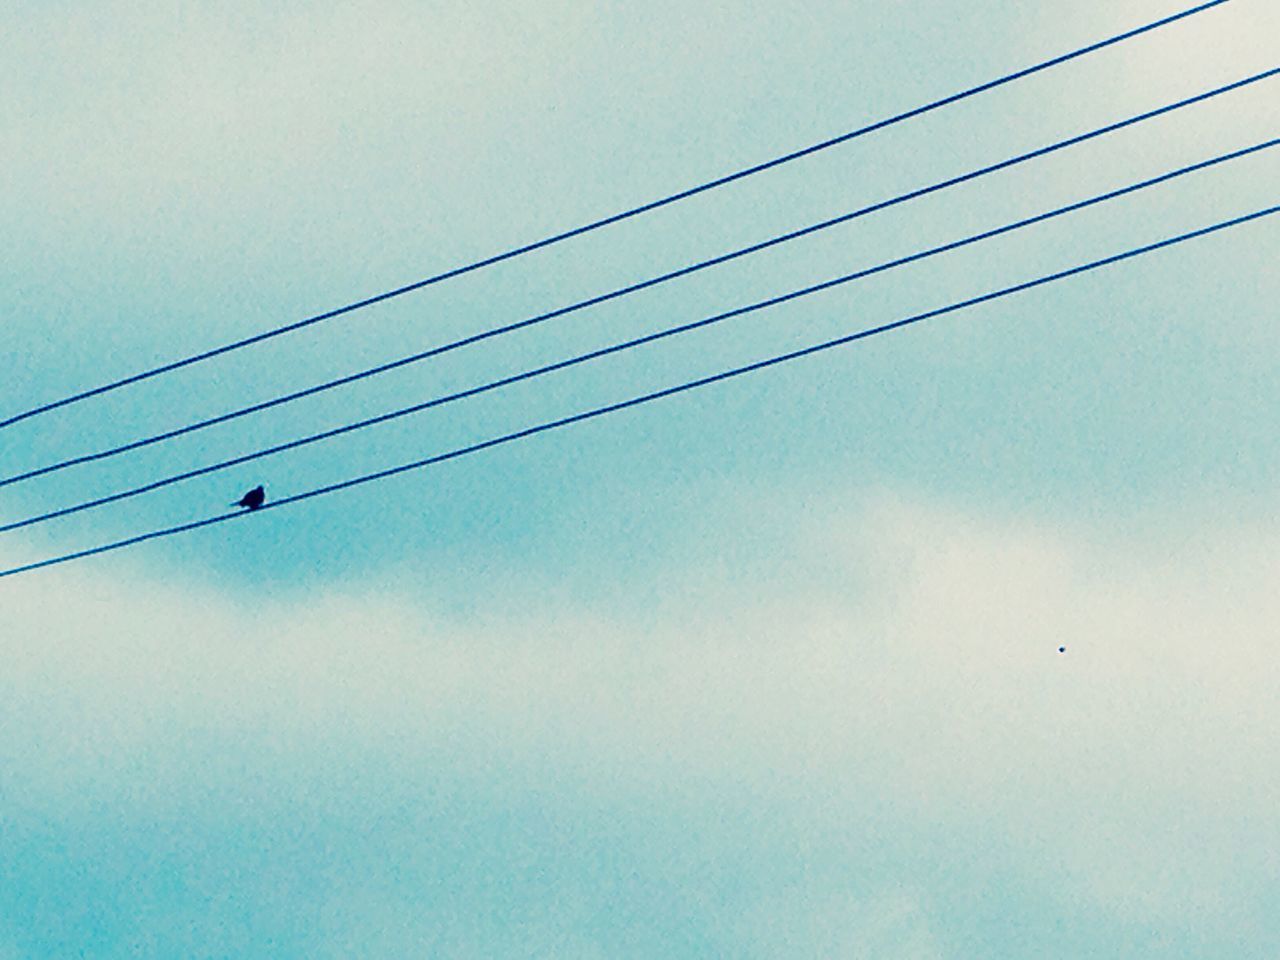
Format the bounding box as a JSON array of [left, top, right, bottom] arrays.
[[2, 137, 1273, 534], [2, 202, 1272, 580], [0, 0, 1232, 431], [5, 66, 1273, 489]]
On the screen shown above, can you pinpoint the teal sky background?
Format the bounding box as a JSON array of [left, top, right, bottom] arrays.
[[2, 1, 1278, 956]]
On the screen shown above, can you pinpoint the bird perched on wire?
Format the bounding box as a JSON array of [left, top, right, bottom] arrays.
[[233, 485, 266, 511]]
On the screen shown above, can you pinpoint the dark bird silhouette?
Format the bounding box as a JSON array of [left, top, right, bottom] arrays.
[[234, 485, 266, 510]]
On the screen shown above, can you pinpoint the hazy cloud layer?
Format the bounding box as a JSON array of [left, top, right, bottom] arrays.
[[4, 3, 1277, 956], [3, 490, 1277, 955]]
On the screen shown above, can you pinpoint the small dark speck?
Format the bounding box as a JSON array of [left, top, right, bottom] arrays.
[[1058, 646, 1067, 654]]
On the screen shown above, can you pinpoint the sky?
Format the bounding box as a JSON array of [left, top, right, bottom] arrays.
[[1, 0, 1278, 956]]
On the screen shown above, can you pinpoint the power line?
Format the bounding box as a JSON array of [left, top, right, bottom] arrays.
[[6, 67, 1274, 490], [2, 203, 1273, 581], [4, 138, 1273, 535], [0, 0, 1232, 432]]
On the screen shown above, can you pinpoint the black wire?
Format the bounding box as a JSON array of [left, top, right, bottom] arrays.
[[3, 138, 1274, 535], [0, 0, 1232, 431], [6, 66, 1274, 490], [2, 204, 1273, 580]]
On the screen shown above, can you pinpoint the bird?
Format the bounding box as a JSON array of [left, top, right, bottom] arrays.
[[233, 485, 266, 511]]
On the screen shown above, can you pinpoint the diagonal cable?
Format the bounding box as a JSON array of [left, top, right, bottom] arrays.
[[0, 0, 1233, 430], [2, 137, 1274, 534], [5, 65, 1274, 490], [2, 203, 1273, 580]]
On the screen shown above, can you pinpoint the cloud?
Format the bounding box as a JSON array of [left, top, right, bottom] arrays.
[[2, 488, 1278, 954], [740, 887, 943, 960], [1, 0, 595, 251]]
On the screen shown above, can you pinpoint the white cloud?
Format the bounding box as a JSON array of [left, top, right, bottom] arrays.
[[0, 0, 594, 243], [741, 887, 943, 960], [2, 488, 1278, 942]]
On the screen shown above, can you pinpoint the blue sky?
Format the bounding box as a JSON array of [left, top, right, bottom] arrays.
[[2, 1, 1279, 956]]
